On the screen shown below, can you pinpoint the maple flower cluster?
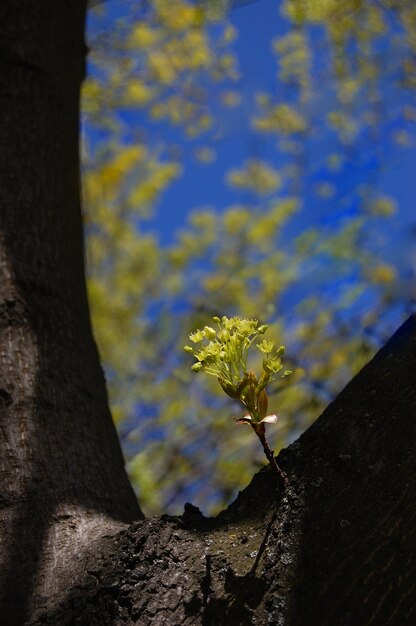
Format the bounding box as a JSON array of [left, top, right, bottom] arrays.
[[184, 316, 291, 427]]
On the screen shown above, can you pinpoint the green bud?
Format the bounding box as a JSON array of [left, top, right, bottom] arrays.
[[257, 339, 275, 354], [270, 357, 282, 373], [218, 377, 238, 399], [203, 326, 216, 339], [218, 329, 230, 342], [263, 358, 282, 374], [189, 330, 204, 343], [186, 317, 291, 412]]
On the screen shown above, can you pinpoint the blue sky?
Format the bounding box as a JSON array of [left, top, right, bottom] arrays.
[[135, 0, 415, 273], [84, 0, 416, 514], [86, 0, 416, 316]]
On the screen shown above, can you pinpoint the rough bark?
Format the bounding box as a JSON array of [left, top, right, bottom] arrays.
[[0, 3, 141, 624], [2, 2, 415, 625], [32, 315, 416, 625]]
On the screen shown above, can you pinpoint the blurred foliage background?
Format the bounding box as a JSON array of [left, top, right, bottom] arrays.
[[82, 0, 416, 515]]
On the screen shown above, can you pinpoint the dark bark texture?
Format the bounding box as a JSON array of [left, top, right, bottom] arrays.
[[0, 3, 141, 624], [32, 315, 416, 625], [1, 2, 415, 625]]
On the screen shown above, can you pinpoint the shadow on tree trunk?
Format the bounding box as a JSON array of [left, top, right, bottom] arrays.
[[0, 3, 141, 623], [287, 314, 416, 625]]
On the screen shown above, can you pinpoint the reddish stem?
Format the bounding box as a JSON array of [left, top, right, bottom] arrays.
[[254, 426, 288, 487]]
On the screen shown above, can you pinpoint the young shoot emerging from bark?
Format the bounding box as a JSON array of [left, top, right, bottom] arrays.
[[184, 315, 292, 485]]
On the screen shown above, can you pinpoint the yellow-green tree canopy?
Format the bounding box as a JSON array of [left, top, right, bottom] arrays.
[[83, 0, 415, 514]]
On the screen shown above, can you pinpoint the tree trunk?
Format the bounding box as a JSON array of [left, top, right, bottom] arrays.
[[0, 3, 141, 624], [2, 3, 415, 625], [27, 314, 416, 625]]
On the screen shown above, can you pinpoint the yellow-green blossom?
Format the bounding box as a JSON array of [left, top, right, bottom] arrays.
[[257, 339, 275, 354], [184, 315, 291, 424], [185, 315, 292, 484]]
